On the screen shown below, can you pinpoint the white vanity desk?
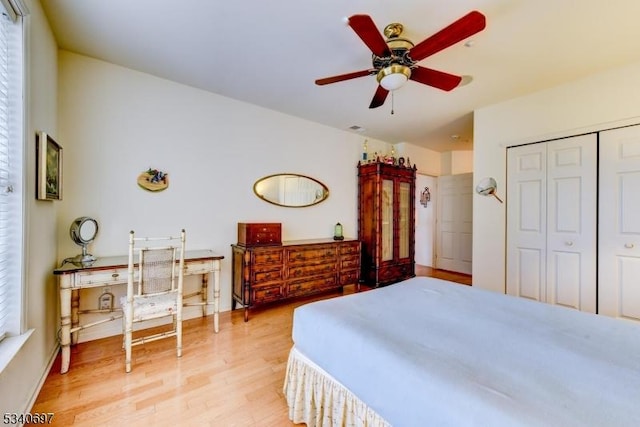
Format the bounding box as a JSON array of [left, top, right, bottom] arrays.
[[53, 250, 224, 374]]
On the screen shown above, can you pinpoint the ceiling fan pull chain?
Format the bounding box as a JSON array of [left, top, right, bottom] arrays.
[[391, 91, 395, 115]]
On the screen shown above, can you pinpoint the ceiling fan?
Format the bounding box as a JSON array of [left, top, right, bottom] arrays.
[[315, 11, 486, 109]]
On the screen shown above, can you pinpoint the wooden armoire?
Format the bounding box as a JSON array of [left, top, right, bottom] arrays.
[[358, 160, 416, 287]]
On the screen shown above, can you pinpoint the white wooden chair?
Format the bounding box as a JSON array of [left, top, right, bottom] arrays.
[[122, 229, 185, 373]]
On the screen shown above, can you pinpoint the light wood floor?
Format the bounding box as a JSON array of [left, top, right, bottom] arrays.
[[31, 268, 471, 426]]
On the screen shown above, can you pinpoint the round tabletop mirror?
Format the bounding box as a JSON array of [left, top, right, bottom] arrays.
[[69, 217, 98, 265]]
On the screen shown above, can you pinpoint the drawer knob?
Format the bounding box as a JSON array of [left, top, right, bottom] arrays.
[[112, 273, 119, 278], [625, 243, 635, 249]]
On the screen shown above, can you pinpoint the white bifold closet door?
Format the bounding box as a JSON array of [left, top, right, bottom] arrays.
[[598, 126, 640, 321], [507, 134, 597, 312]]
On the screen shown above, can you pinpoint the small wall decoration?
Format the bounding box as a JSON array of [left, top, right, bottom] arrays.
[[420, 187, 431, 207], [137, 168, 169, 192], [36, 131, 63, 200]]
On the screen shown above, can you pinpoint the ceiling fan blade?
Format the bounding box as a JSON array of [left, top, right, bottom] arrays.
[[369, 85, 389, 108], [410, 66, 462, 91], [315, 70, 373, 86], [409, 11, 486, 62], [348, 14, 392, 57]]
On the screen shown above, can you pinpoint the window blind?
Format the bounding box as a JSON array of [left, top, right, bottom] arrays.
[[0, 3, 23, 341]]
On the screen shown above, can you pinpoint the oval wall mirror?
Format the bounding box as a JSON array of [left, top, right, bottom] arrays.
[[253, 173, 329, 207]]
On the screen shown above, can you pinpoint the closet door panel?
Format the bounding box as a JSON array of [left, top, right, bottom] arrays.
[[507, 144, 547, 299], [546, 135, 597, 312], [599, 125, 640, 320]]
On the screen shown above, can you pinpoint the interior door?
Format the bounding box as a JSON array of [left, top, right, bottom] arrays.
[[436, 173, 472, 274], [599, 125, 640, 321], [415, 174, 437, 267]]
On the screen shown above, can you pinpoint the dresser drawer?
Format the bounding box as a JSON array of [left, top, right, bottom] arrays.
[[77, 269, 127, 287], [340, 256, 360, 270], [339, 242, 361, 255], [252, 284, 285, 304], [252, 248, 284, 265], [288, 262, 336, 279], [288, 274, 337, 297], [287, 245, 337, 263], [340, 269, 360, 286], [253, 267, 283, 284]]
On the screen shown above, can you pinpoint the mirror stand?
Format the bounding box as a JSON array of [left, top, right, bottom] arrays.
[[70, 244, 97, 266]]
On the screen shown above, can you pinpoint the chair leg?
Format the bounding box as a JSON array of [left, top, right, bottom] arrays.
[[176, 313, 182, 358], [124, 321, 133, 373]]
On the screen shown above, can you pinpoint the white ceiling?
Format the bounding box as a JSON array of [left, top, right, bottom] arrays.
[[39, 0, 640, 152]]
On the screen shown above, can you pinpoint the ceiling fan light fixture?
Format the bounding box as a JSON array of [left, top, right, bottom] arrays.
[[377, 64, 411, 91]]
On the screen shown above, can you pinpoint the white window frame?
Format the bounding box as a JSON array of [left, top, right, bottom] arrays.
[[0, 0, 30, 373]]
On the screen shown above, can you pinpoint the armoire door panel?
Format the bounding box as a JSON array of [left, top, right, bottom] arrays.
[[599, 125, 640, 320]]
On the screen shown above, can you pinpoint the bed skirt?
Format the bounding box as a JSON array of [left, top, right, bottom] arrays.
[[283, 347, 390, 427]]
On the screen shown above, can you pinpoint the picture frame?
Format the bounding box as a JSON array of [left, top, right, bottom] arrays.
[[36, 131, 63, 200]]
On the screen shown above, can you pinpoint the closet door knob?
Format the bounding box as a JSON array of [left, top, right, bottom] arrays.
[[625, 243, 635, 249]]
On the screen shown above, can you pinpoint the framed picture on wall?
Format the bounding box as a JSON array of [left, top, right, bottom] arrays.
[[36, 131, 63, 200]]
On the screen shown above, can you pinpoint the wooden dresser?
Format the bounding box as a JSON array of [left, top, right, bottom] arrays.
[[231, 238, 361, 321]]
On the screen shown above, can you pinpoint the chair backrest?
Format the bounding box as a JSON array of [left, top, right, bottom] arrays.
[[139, 247, 176, 295], [128, 230, 186, 297]]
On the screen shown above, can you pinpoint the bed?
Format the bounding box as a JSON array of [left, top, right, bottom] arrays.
[[283, 276, 640, 426]]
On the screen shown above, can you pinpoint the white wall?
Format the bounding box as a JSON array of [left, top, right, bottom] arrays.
[[396, 142, 441, 176], [0, 0, 60, 415], [56, 51, 398, 339], [415, 174, 437, 266], [473, 59, 640, 293]]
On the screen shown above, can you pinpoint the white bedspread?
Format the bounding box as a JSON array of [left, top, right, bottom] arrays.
[[290, 277, 640, 426]]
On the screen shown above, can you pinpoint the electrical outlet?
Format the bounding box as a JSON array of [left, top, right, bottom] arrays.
[[99, 292, 113, 311]]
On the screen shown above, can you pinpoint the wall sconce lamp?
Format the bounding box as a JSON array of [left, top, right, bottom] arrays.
[[475, 177, 503, 203]]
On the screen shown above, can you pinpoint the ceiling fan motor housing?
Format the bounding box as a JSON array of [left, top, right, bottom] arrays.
[[372, 31, 416, 71]]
